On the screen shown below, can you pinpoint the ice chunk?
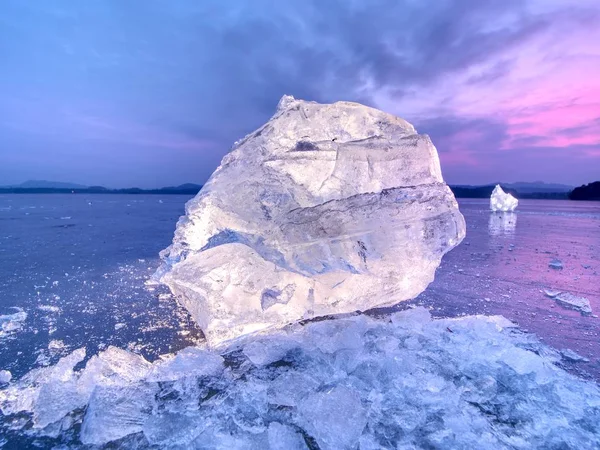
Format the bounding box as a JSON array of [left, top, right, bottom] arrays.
[[549, 259, 564, 270], [147, 347, 224, 381], [544, 289, 562, 298], [242, 336, 299, 366], [560, 349, 589, 363], [0, 307, 27, 338], [0, 348, 86, 424], [298, 385, 367, 450], [78, 346, 151, 389], [268, 372, 320, 407], [268, 422, 306, 450], [158, 96, 465, 345], [545, 291, 593, 316], [80, 384, 156, 446], [143, 411, 207, 447], [490, 184, 518, 212], [0, 370, 11, 384]]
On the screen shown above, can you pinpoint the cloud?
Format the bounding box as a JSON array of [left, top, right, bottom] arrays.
[[0, 0, 599, 186]]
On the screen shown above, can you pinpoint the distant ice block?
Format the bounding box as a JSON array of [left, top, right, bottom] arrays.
[[158, 95, 466, 346], [2, 309, 600, 448], [490, 184, 518, 212]]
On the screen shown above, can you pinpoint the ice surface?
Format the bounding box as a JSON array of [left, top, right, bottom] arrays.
[[490, 185, 518, 212], [488, 211, 517, 236], [159, 95, 465, 345], [2, 308, 600, 449], [544, 290, 593, 315]]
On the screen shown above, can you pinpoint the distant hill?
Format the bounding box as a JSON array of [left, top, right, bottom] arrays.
[[162, 183, 203, 192], [450, 183, 570, 199], [0, 182, 202, 195], [502, 182, 573, 194], [2, 180, 89, 189], [569, 181, 600, 201]]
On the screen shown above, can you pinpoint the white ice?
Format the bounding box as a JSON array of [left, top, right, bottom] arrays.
[[490, 185, 518, 212], [1, 308, 600, 449]]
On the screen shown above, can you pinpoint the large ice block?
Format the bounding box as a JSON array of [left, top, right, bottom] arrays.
[[159, 95, 465, 345]]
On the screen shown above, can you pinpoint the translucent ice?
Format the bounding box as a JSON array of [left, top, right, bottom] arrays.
[[298, 385, 367, 450], [159, 96, 465, 345], [267, 422, 306, 450], [490, 185, 518, 212], [2, 308, 600, 449], [80, 384, 157, 445]]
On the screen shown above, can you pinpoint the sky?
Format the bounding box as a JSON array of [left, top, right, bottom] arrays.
[[1, 0, 599, 188]]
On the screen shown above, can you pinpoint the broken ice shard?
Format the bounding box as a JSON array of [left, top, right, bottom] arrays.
[[544, 290, 593, 316], [549, 259, 563, 270], [0, 307, 27, 339], [158, 95, 466, 345], [490, 184, 518, 212]]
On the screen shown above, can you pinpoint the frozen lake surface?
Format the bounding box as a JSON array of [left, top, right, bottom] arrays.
[[410, 199, 600, 380], [0, 195, 204, 380], [0, 194, 599, 448]]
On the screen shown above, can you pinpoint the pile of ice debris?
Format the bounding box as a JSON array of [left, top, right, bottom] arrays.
[[157, 95, 465, 345], [1, 308, 600, 449], [490, 185, 518, 212]]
